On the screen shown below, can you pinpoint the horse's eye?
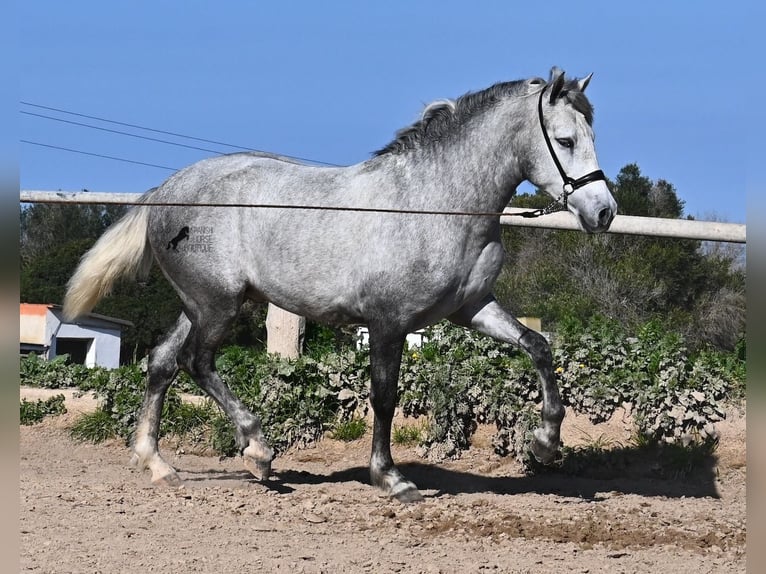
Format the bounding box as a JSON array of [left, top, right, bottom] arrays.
[[556, 138, 574, 149]]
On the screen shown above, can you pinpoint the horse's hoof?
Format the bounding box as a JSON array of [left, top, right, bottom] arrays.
[[392, 485, 424, 504], [387, 478, 424, 503], [529, 431, 561, 465], [243, 440, 273, 481], [151, 471, 184, 488], [244, 455, 272, 481]]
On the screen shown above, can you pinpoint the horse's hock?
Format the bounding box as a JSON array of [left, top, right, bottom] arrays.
[[266, 304, 306, 359]]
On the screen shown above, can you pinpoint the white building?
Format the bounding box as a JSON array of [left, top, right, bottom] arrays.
[[20, 303, 132, 368]]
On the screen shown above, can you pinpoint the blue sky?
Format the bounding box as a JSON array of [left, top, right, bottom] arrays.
[[19, 1, 756, 223]]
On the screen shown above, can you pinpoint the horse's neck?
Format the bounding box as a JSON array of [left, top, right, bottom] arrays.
[[401, 143, 524, 213], [402, 105, 529, 212]]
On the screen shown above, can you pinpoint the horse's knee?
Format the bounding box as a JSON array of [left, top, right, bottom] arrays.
[[542, 401, 565, 424], [519, 329, 552, 367]]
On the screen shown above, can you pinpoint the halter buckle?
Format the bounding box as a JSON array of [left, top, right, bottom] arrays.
[[563, 182, 574, 195]]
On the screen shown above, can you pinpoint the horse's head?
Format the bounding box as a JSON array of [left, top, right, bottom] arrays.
[[526, 67, 617, 233]]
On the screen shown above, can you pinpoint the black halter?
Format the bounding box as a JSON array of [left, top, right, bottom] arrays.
[[536, 84, 606, 208]]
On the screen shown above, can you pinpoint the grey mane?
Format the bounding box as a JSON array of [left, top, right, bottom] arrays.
[[374, 76, 594, 157]]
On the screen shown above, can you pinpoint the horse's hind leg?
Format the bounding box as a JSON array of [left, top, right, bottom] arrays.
[[367, 328, 423, 503], [178, 299, 273, 480], [131, 313, 190, 485], [451, 295, 564, 463]]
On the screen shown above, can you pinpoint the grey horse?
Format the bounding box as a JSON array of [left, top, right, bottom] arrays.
[[64, 67, 617, 503]]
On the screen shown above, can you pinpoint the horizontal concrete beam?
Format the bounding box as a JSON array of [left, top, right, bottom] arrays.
[[500, 208, 745, 243]]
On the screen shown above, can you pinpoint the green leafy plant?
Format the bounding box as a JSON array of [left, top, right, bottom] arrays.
[[19, 317, 744, 471], [331, 417, 367, 441], [70, 408, 119, 443], [393, 422, 427, 446], [20, 394, 67, 425], [554, 316, 742, 446], [20, 353, 97, 389]]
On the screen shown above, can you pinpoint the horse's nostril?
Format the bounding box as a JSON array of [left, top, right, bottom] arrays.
[[598, 207, 613, 228]]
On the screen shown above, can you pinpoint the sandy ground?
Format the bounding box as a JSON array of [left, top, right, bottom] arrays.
[[19, 388, 746, 573]]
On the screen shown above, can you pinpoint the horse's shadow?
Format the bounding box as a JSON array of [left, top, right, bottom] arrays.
[[181, 444, 721, 500]]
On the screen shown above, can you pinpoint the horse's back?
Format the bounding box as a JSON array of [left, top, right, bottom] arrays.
[[144, 154, 377, 314]]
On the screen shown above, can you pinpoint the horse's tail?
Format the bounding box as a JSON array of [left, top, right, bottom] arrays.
[[63, 205, 153, 320]]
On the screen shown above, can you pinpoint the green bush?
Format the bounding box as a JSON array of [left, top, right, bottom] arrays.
[[18, 346, 372, 455], [393, 422, 426, 446], [18, 317, 744, 467], [217, 347, 371, 453], [20, 353, 98, 389], [70, 408, 119, 443], [20, 394, 67, 425], [399, 322, 540, 461], [554, 317, 743, 445], [331, 417, 367, 441]]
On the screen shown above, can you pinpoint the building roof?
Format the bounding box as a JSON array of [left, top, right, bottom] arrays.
[[20, 303, 134, 327]]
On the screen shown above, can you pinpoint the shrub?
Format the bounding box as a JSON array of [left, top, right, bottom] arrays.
[[393, 422, 427, 446], [217, 348, 371, 453], [20, 394, 67, 425], [20, 353, 97, 389], [331, 417, 367, 441], [19, 346, 372, 455], [554, 317, 744, 444], [70, 408, 118, 443], [399, 322, 540, 461], [19, 317, 744, 467]]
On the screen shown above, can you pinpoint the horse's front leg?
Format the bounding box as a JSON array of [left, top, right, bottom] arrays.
[[367, 328, 424, 503], [451, 295, 564, 463]]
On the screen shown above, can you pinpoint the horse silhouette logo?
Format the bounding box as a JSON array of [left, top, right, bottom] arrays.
[[167, 226, 190, 251]]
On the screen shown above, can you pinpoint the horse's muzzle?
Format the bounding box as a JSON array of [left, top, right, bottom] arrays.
[[579, 205, 615, 233]]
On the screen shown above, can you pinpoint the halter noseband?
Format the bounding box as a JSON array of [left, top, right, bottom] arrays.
[[537, 84, 606, 208]]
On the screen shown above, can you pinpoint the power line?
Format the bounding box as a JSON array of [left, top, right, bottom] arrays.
[[22, 111, 228, 156], [20, 101, 254, 149], [21, 140, 178, 171], [20, 100, 343, 167]]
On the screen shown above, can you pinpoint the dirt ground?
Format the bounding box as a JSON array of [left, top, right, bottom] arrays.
[[19, 388, 747, 573]]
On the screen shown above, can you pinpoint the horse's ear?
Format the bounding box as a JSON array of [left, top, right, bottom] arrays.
[[577, 73, 593, 92], [548, 67, 566, 103]]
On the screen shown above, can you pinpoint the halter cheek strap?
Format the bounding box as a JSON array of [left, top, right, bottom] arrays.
[[537, 85, 606, 206]]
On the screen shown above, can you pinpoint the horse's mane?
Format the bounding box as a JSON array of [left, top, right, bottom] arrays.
[[373, 77, 594, 157]]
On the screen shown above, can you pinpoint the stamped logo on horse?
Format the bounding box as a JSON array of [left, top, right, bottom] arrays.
[[167, 226, 214, 253], [166, 226, 190, 251]]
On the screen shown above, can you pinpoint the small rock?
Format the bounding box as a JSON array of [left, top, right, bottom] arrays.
[[304, 513, 326, 524]]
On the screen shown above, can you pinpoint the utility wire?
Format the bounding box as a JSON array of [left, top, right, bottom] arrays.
[[21, 140, 178, 171], [22, 111, 228, 156], [20, 101, 255, 150], [20, 101, 343, 167]]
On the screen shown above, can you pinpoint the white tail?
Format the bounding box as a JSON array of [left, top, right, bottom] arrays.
[[63, 206, 153, 320]]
